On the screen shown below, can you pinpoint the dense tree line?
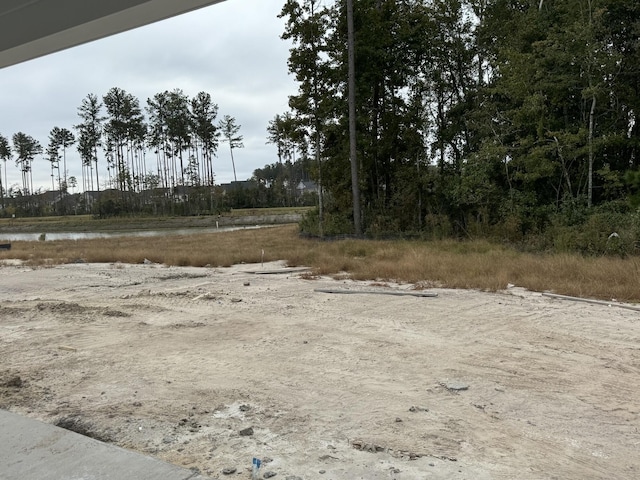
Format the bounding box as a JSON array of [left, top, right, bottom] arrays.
[[280, 0, 640, 251]]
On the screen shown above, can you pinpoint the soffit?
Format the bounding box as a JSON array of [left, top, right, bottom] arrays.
[[0, 0, 227, 68]]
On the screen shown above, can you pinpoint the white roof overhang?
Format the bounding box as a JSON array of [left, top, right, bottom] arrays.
[[0, 0, 227, 69]]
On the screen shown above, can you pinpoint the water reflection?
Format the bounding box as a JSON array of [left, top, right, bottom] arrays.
[[0, 225, 267, 242]]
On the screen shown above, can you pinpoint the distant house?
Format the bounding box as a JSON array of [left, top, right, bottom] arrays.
[[173, 185, 191, 201], [296, 181, 319, 197], [81, 189, 122, 206], [82, 190, 102, 207], [219, 180, 255, 193], [34, 190, 63, 207]]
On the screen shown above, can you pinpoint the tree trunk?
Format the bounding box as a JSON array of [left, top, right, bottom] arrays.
[[230, 144, 237, 182], [94, 147, 99, 192], [347, 0, 362, 235], [588, 95, 596, 208]]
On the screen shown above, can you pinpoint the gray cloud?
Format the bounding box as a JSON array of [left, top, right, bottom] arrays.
[[0, 0, 296, 192]]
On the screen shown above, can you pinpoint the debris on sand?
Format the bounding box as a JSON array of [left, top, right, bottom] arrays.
[[443, 381, 469, 392], [3, 376, 23, 388], [408, 405, 428, 412]]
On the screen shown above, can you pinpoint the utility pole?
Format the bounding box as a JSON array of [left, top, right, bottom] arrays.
[[347, 0, 362, 235]]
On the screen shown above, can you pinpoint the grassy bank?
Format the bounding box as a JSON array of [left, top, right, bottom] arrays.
[[0, 207, 311, 233], [1, 224, 638, 303]]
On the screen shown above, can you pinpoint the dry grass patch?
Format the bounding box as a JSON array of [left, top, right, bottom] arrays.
[[0, 227, 303, 267], [1, 225, 639, 302]]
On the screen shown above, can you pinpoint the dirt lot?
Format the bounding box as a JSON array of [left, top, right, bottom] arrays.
[[1, 261, 638, 479]]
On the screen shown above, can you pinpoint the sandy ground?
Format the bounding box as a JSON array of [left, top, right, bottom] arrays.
[[1, 261, 639, 480]]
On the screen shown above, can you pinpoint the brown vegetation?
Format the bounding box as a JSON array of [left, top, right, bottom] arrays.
[[2, 225, 639, 302]]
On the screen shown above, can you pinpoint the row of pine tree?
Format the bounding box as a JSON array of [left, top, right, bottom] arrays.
[[0, 88, 243, 202]]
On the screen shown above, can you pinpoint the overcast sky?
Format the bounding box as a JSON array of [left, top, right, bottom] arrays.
[[0, 0, 297, 193]]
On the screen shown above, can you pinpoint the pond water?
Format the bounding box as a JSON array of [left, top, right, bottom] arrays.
[[0, 225, 269, 242]]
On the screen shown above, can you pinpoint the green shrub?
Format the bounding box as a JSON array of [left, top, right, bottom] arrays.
[[423, 213, 453, 240], [299, 208, 353, 237]]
